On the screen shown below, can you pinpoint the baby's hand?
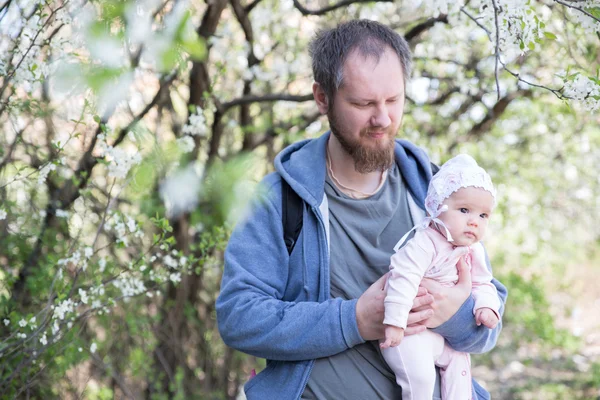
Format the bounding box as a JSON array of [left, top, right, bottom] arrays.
[[475, 307, 499, 329], [380, 325, 405, 349]]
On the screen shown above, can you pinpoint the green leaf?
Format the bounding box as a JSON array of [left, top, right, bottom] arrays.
[[543, 32, 557, 40], [181, 37, 207, 61]]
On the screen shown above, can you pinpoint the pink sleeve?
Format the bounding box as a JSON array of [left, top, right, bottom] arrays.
[[383, 231, 435, 329], [470, 243, 501, 317]]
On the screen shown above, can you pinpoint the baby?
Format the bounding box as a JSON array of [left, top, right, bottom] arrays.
[[380, 154, 501, 400]]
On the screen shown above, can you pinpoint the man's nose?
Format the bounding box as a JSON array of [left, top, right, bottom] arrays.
[[370, 105, 391, 128]]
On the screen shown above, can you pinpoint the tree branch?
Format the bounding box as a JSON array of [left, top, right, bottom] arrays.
[[405, 14, 449, 42], [0, 3, 66, 104], [244, 0, 263, 13], [292, 0, 392, 16], [461, 7, 492, 41], [428, 87, 461, 106], [491, 0, 501, 100], [500, 61, 567, 99], [220, 93, 313, 112], [466, 89, 532, 138], [554, 0, 600, 23]]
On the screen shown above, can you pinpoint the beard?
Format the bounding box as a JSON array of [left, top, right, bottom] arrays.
[[328, 109, 396, 174]]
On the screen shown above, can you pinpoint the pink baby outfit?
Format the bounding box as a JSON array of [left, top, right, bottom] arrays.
[[381, 226, 500, 400]]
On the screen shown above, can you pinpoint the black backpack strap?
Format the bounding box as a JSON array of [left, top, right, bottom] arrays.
[[282, 179, 304, 255]]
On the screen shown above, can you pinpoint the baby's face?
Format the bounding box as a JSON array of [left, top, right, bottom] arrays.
[[437, 187, 494, 246]]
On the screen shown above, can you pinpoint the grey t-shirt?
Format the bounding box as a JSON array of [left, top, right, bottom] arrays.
[[303, 163, 416, 399]]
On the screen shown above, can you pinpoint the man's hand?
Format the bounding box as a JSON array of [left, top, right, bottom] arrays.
[[418, 257, 471, 329], [380, 325, 404, 349], [475, 307, 499, 329], [405, 287, 434, 336], [356, 274, 434, 341]]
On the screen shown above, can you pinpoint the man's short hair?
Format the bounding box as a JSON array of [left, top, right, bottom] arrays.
[[309, 19, 412, 104]]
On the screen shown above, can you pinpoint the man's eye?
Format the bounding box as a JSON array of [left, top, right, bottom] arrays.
[[460, 208, 469, 213]]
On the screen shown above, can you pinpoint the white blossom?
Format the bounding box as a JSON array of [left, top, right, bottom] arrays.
[[420, 0, 464, 18], [40, 333, 48, 346], [159, 165, 202, 218], [90, 342, 97, 354], [53, 299, 75, 320], [305, 120, 322, 136], [84, 247, 94, 259], [563, 75, 600, 112], [55, 209, 70, 218], [52, 320, 60, 336], [126, 217, 137, 233], [3, 319, 9, 326], [19, 319, 27, 328], [97, 136, 142, 179], [99, 258, 106, 272], [38, 163, 57, 186], [177, 136, 195, 153], [169, 272, 181, 284], [0, 209, 6, 220], [112, 274, 146, 297], [79, 288, 88, 304], [182, 108, 208, 137], [163, 255, 178, 269]]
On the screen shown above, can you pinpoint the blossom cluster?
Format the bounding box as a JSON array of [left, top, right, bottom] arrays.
[[562, 75, 600, 112], [103, 212, 144, 247], [567, 1, 600, 34], [96, 134, 143, 179], [176, 106, 209, 154]]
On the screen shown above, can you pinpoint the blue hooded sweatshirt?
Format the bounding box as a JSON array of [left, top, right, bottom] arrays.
[[216, 132, 507, 400]]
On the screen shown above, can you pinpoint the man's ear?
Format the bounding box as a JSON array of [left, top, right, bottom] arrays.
[[312, 82, 329, 115]]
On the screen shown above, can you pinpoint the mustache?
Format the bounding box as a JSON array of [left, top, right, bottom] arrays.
[[360, 127, 396, 136]]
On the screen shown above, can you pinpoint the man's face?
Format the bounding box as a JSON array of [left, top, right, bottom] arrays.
[[328, 47, 406, 173]]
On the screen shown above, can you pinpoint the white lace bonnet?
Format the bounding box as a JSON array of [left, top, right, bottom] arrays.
[[393, 154, 496, 251], [425, 154, 496, 219]]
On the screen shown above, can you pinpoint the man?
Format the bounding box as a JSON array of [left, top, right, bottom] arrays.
[[216, 20, 507, 400]]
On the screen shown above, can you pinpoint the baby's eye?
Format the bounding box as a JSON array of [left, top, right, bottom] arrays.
[[480, 213, 489, 219], [460, 208, 469, 213]]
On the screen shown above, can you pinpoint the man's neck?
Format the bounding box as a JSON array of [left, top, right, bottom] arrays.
[[327, 135, 385, 195]]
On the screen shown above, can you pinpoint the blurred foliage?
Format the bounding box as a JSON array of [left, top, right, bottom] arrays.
[[1, 0, 599, 399]]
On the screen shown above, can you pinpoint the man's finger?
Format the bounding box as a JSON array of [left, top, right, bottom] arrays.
[[406, 309, 433, 325], [404, 324, 427, 336], [419, 277, 442, 293], [412, 293, 434, 311]]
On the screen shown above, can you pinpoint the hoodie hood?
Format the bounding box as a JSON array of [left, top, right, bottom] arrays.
[[274, 131, 433, 210]]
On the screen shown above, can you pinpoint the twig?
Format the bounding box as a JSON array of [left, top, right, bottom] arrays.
[[292, 0, 392, 16], [554, 0, 600, 23], [500, 60, 567, 99], [491, 0, 501, 100], [404, 14, 449, 41], [461, 7, 492, 41]]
